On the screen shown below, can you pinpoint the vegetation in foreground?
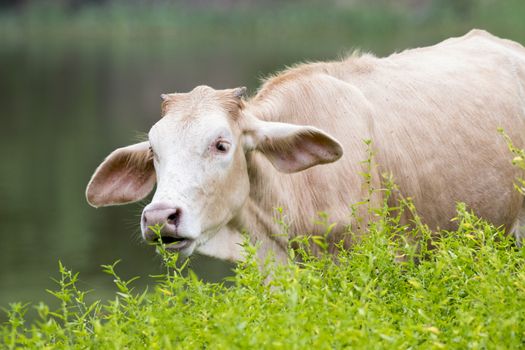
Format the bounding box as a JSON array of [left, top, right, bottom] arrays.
[[2, 200, 525, 349]]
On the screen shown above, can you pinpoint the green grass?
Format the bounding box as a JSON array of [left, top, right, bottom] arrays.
[[2, 202, 525, 349]]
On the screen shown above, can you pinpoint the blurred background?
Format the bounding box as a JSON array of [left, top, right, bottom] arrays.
[[1, 0, 524, 315]]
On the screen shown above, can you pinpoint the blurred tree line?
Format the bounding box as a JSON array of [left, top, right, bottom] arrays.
[[0, 0, 479, 14], [0, 0, 106, 10]]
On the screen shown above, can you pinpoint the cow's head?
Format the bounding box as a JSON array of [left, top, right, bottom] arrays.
[[86, 86, 342, 258]]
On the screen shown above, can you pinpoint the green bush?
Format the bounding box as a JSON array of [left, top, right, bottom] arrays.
[[2, 203, 525, 349]]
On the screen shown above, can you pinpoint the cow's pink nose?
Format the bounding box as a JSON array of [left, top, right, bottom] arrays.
[[142, 205, 182, 243], [143, 207, 181, 226]]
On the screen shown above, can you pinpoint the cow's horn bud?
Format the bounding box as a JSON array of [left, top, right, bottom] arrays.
[[233, 87, 247, 99], [160, 93, 170, 101]]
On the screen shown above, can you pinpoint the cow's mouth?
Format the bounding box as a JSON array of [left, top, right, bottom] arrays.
[[155, 236, 192, 251]]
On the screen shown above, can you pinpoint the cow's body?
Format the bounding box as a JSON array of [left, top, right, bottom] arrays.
[[87, 30, 525, 263]]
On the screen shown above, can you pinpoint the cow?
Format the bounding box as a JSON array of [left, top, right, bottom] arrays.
[[86, 29, 525, 264]]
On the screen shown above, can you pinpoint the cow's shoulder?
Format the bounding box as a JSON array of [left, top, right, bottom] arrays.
[[254, 52, 377, 104], [254, 61, 328, 101]]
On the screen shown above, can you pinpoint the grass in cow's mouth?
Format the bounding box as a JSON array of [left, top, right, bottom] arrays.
[[148, 224, 187, 247]]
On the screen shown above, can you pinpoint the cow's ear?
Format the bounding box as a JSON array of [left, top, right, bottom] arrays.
[[86, 141, 156, 208], [243, 120, 343, 173]]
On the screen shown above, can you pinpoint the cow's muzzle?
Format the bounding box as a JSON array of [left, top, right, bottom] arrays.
[[141, 202, 192, 249]]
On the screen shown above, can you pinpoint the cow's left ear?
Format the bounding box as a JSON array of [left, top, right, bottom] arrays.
[[86, 141, 156, 208], [243, 120, 343, 173]]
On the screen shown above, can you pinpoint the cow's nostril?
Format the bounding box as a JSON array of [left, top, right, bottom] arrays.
[[167, 209, 181, 226]]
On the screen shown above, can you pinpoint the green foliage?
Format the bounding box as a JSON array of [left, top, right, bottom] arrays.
[[2, 206, 525, 349], [500, 128, 525, 196]]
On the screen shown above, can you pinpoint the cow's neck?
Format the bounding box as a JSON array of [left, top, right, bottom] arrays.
[[227, 79, 381, 263], [228, 152, 291, 264]]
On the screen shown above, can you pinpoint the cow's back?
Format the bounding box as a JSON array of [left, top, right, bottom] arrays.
[[249, 30, 525, 239], [358, 30, 525, 231]]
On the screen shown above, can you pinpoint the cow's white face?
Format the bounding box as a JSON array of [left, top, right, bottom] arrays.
[[142, 89, 250, 255], [86, 86, 343, 258]]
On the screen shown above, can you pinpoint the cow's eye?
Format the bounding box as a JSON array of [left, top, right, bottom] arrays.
[[215, 140, 230, 153], [149, 146, 158, 161]]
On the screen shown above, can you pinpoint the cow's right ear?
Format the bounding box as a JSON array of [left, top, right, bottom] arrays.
[[242, 118, 343, 173], [86, 141, 156, 208]]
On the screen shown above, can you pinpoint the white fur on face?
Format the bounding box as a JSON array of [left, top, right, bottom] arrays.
[[146, 109, 250, 255]]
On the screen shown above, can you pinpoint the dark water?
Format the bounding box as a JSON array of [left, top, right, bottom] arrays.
[[0, 25, 365, 311], [1, 3, 525, 315]]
